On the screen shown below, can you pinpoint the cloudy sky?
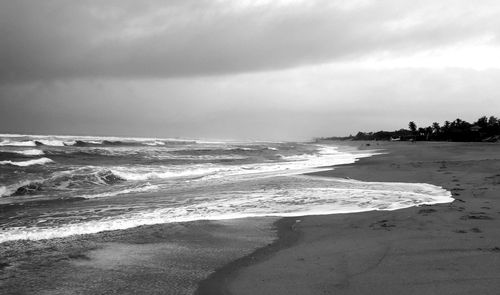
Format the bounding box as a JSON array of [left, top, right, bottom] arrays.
[[1, 0, 500, 140]]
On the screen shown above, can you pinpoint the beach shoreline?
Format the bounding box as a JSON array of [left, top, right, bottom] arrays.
[[196, 141, 500, 295], [2, 141, 499, 294]]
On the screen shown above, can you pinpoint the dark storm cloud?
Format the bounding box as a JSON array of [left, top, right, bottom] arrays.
[[1, 0, 499, 82]]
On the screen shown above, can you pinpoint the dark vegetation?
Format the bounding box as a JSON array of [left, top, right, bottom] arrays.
[[320, 116, 500, 142]]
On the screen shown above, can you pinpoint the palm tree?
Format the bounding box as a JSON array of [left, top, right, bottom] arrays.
[[453, 118, 463, 128], [477, 116, 488, 129], [408, 121, 417, 133], [432, 122, 440, 134], [488, 116, 498, 127], [444, 121, 451, 129]]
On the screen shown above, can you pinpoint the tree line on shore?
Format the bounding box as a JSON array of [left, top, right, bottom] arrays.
[[321, 115, 500, 142]]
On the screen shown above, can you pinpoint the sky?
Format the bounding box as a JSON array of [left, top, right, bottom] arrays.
[[1, 0, 500, 141]]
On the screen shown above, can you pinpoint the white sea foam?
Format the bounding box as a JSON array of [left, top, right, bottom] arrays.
[[0, 178, 452, 243], [0, 186, 8, 197], [110, 166, 220, 181], [0, 178, 46, 198], [0, 157, 53, 167], [80, 184, 160, 199], [12, 149, 45, 156], [63, 140, 102, 145], [143, 141, 166, 146], [0, 140, 37, 147], [0, 133, 197, 145], [107, 146, 374, 183], [63, 140, 77, 146], [0, 139, 65, 146], [36, 139, 66, 146]]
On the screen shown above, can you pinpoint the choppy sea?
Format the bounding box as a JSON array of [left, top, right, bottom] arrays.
[[0, 134, 452, 243]]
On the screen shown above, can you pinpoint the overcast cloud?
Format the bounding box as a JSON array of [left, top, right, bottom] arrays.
[[2, 0, 500, 81], [1, 0, 500, 140]]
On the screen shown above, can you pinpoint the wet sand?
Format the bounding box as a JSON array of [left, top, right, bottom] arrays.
[[197, 141, 500, 295], [0, 217, 277, 294]]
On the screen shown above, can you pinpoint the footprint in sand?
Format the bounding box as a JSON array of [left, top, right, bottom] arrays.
[[68, 253, 91, 261], [418, 208, 436, 215], [460, 212, 493, 220], [477, 247, 500, 252], [369, 220, 395, 231]]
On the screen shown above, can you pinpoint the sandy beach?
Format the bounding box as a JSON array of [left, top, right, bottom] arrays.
[[2, 141, 500, 294], [197, 141, 500, 295]]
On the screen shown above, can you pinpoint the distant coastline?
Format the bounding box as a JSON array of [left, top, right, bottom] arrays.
[[319, 115, 500, 142]]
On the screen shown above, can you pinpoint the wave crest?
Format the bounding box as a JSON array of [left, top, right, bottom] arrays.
[[13, 149, 45, 156], [11, 182, 44, 196], [0, 140, 37, 147], [3, 168, 126, 198], [0, 157, 53, 167]]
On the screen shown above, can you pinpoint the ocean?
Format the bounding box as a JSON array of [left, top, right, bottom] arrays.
[[0, 134, 453, 243]]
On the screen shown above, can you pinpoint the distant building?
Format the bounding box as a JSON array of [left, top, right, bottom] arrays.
[[470, 125, 481, 132]]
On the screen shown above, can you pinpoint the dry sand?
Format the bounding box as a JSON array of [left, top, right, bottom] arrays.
[[197, 141, 500, 295]]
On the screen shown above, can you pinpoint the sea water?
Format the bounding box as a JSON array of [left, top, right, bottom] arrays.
[[0, 134, 453, 243]]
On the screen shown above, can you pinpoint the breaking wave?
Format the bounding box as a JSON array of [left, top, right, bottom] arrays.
[[0, 134, 197, 148], [35, 140, 66, 146], [0, 140, 37, 147], [0, 186, 9, 197], [0, 157, 53, 167], [11, 149, 45, 156], [0, 178, 452, 242], [1, 168, 125, 198], [79, 184, 160, 199]]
